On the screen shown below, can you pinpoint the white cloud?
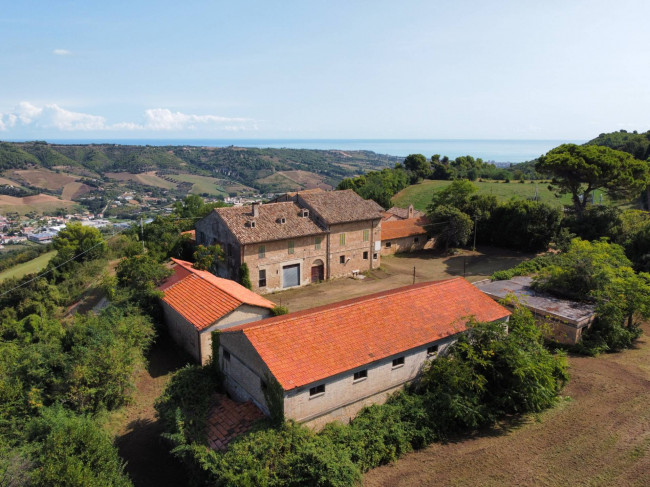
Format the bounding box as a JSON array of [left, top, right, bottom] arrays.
[[0, 102, 106, 131], [0, 102, 256, 133], [53, 49, 71, 56]]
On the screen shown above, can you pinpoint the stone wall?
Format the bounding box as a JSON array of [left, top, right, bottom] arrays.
[[160, 300, 200, 362], [327, 220, 381, 279], [242, 235, 327, 293], [380, 235, 429, 256]]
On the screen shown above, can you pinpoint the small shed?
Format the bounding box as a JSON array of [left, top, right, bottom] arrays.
[[474, 276, 597, 344], [159, 258, 276, 364]]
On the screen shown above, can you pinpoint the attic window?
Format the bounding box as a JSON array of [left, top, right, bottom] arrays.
[[278, 217, 286, 224], [309, 384, 325, 397], [300, 209, 309, 218], [249, 220, 256, 228]]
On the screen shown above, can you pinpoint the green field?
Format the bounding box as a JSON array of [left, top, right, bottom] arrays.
[[170, 174, 227, 196], [390, 180, 610, 211], [0, 250, 57, 282]]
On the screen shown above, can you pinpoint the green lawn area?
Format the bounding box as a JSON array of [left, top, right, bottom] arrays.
[[0, 250, 57, 282], [172, 174, 227, 197], [391, 179, 609, 211]]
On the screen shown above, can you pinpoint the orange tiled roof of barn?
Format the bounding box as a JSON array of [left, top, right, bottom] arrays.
[[214, 202, 325, 244], [383, 206, 426, 221], [224, 278, 510, 390], [159, 259, 275, 331], [381, 217, 428, 240]]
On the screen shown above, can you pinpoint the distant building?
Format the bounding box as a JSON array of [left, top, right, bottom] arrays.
[[195, 189, 384, 293], [219, 278, 511, 429], [158, 259, 276, 364], [474, 276, 597, 344], [27, 232, 57, 244], [381, 205, 432, 255]]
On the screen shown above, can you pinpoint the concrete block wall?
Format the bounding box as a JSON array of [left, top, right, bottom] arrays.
[[283, 335, 457, 429]]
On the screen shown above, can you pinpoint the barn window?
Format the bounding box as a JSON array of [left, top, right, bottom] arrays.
[[363, 251, 369, 260], [258, 245, 265, 259], [385, 242, 392, 248], [339, 233, 346, 246], [288, 241, 295, 254], [353, 370, 367, 382], [339, 255, 345, 264], [363, 229, 369, 241], [427, 345, 439, 356], [392, 356, 405, 368], [414, 237, 420, 243], [309, 384, 325, 397], [315, 236, 322, 250], [223, 350, 231, 361]]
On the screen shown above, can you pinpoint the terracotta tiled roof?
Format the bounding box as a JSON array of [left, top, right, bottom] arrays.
[[159, 259, 275, 330], [181, 229, 196, 238], [224, 278, 510, 390], [381, 217, 428, 240], [215, 202, 325, 244], [299, 189, 384, 224], [383, 206, 426, 221], [206, 393, 264, 451], [268, 188, 325, 203]]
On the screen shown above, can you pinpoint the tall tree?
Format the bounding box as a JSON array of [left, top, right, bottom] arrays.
[[536, 144, 649, 215], [403, 153, 430, 180]]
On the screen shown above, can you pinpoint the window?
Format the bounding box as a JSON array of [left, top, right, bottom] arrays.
[[427, 345, 439, 356], [339, 233, 346, 246], [363, 229, 369, 242], [353, 369, 367, 382], [260, 378, 267, 391], [392, 356, 405, 368], [258, 245, 265, 259], [339, 255, 345, 264], [309, 384, 325, 396], [373, 253, 378, 260], [414, 237, 419, 243], [199, 231, 206, 244], [315, 236, 322, 250], [250, 220, 256, 228], [363, 251, 369, 260], [258, 269, 267, 288], [279, 217, 286, 224], [288, 241, 294, 254], [227, 243, 232, 256], [385, 242, 392, 248], [223, 350, 231, 361]]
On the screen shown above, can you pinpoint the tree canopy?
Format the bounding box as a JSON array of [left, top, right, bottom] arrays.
[[536, 144, 649, 214]]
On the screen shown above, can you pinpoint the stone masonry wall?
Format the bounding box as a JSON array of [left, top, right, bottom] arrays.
[[327, 220, 381, 279]]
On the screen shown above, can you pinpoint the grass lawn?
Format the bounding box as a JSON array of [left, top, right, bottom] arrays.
[[172, 173, 227, 197], [0, 250, 57, 282], [390, 180, 617, 211]]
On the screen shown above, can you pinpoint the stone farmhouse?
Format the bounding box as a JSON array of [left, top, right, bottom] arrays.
[[195, 189, 384, 293], [159, 258, 276, 364], [380, 204, 431, 255], [218, 277, 511, 429]]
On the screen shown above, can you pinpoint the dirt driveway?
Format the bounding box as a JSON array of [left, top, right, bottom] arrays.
[[267, 246, 531, 312], [363, 325, 650, 487]]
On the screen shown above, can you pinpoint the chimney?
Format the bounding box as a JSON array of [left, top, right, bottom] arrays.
[[252, 201, 260, 218], [408, 204, 414, 219]]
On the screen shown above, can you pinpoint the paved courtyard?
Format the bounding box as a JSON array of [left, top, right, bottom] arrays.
[[266, 246, 532, 312]]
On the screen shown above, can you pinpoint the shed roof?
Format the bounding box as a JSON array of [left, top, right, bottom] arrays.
[[474, 276, 596, 327], [224, 278, 510, 390], [159, 259, 275, 331], [381, 217, 428, 240]]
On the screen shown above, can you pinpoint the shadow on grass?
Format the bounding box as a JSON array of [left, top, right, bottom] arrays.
[[147, 328, 191, 379], [116, 418, 187, 487], [439, 414, 530, 445]]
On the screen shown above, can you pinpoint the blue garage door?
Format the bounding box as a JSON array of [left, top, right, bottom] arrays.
[[283, 264, 300, 288]]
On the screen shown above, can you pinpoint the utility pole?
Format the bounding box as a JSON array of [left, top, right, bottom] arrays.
[[412, 266, 416, 285], [463, 256, 466, 277]]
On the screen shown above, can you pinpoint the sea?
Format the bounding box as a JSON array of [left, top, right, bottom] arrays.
[[38, 139, 584, 164]]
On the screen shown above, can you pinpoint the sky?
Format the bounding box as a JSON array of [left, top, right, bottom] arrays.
[[1, 0, 649, 140]]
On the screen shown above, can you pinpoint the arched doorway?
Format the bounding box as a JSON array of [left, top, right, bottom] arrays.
[[311, 259, 325, 283]]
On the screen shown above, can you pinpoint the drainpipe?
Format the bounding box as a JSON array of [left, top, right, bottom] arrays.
[[326, 231, 331, 280]]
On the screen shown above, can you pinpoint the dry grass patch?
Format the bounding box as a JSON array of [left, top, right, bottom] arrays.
[[9, 168, 77, 191]]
